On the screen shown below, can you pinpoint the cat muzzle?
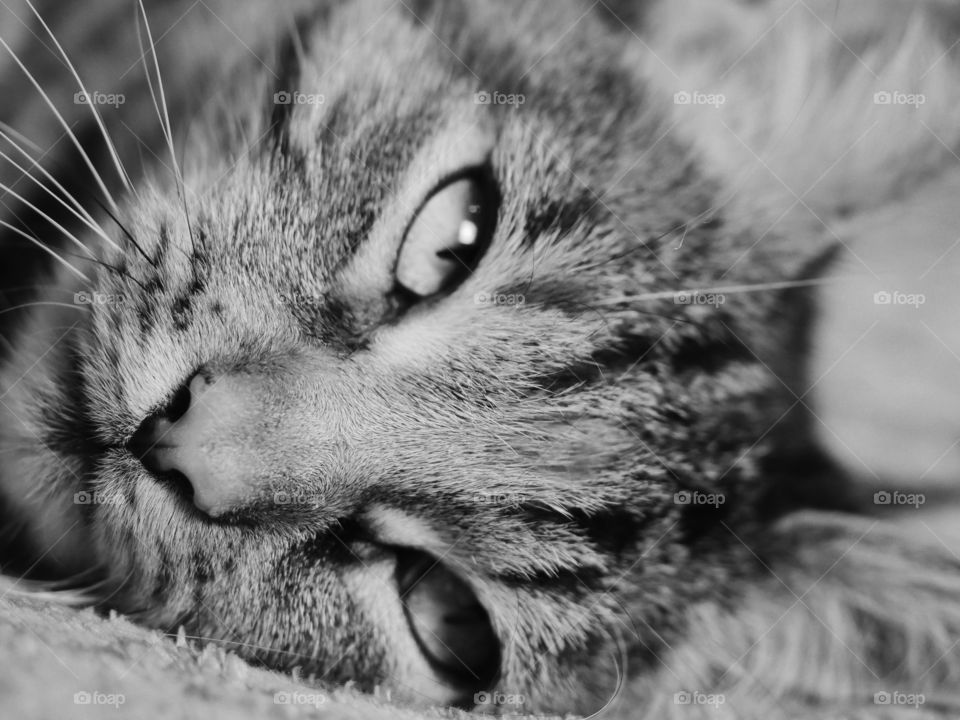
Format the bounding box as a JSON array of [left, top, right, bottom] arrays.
[[126, 368, 344, 517]]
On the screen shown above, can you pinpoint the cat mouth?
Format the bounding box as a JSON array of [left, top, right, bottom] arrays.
[[394, 548, 500, 702]]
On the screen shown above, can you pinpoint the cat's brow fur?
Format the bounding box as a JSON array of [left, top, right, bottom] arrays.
[[2, 0, 960, 717]]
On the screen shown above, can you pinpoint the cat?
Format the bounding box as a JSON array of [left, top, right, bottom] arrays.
[[2, 0, 960, 717]]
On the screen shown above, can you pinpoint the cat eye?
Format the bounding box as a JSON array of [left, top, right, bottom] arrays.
[[394, 169, 497, 299]]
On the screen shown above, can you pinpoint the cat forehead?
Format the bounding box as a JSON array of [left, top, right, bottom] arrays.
[[173, 0, 645, 278]]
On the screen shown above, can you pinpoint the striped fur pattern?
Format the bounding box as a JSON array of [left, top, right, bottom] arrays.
[[2, 1, 960, 717]]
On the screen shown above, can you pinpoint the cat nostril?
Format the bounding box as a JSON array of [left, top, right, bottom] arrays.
[[127, 381, 193, 455], [161, 381, 193, 424], [154, 468, 195, 502], [126, 377, 198, 498]]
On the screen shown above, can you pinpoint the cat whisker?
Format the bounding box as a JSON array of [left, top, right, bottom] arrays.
[[0, 575, 103, 607], [136, 0, 197, 255], [0, 179, 103, 259], [581, 626, 629, 719], [0, 299, 87, 315], [0, 143, 116, 250], [0, 125, 156, 268], [134, 0, 179, 183], [0, 120, 45, 156], [0, 220, 90, 282], [0, 123, 104, 226], [200, 634, 294, 658], [0, 38, 121, 217], [578, 223, 688, 273], [62, 251, 148, 291], [24, 0, 137, 198], [89, 196, 157, 268], [580, 213, 724, 273]]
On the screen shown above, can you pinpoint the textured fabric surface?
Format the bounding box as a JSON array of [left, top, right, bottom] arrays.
[[0, 592, 473, 720]]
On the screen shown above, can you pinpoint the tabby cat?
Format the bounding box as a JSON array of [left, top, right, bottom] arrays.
[[2, 0, 960, 717]]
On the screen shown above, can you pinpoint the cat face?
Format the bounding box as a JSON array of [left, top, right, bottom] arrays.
[[3, 0, 832, 713]]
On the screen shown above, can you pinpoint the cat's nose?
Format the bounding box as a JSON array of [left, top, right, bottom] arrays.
[[128, 373, 271, 517]]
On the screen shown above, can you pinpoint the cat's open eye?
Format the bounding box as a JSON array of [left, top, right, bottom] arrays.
[[394, 169, 498, 299]]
